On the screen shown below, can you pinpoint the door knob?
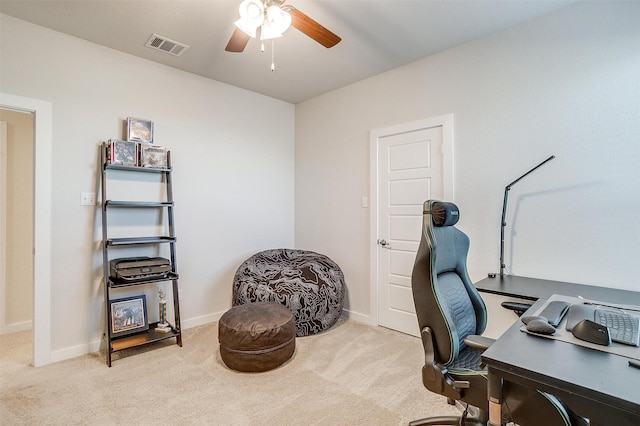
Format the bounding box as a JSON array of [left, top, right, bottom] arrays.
[[378, 239, 391, 248]]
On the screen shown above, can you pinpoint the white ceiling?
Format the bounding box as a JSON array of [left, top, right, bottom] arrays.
[[0, 0, 577, 104]]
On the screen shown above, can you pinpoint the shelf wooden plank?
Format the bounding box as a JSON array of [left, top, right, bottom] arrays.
[[110, 323, 180, 352], [105, 200, 173, 208], [106, 236, 176, 246], [105, 163, 172, 173], [108, 273, 179, 288]]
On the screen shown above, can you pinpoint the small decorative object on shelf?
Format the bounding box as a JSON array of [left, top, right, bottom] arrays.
[[109, 295, 149, 338], [108, 139, 138, 166], [139, 144, 168, 168], [156, 287, 171, 333], [126, 117, 154, 144]]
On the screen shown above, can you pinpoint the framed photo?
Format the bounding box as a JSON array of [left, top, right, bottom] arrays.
[[139, 144, 168, 168], [109, 295, 148, 338], [126, 117, 154, 144], [108, 140, 138, 166]]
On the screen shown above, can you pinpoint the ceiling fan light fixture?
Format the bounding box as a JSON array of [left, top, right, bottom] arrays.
[[266, 5, 291, 33], [261, 7, 290, 40], [238, 0, 264, 21], [235, 18, 258, 38], [225, 0, 341, 57], [260, 22, 283, 40], [235, 0, 264, 37]]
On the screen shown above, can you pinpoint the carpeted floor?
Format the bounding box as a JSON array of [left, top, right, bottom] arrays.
[[0, 318, 461, 425]]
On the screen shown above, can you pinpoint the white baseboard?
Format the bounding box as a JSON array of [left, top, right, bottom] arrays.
[[0, 319, 32, 335], [51, 338, 102, 364], [342, 308, 374, 326], [48, 313, 226, 364], [42, 308, 373, 365], [182, 309, 375, 330], [181, 311, 224, 329]]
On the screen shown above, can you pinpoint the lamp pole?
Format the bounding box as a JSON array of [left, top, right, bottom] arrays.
[[499, 155, 555, 278]]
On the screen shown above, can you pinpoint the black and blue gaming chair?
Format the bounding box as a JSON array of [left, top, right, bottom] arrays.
[[410, 200, 587, 426]]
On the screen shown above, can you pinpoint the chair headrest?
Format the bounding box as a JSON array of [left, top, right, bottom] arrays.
[[431, 201, 460, 227]]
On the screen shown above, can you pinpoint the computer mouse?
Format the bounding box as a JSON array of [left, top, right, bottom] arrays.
[[521, 315, 548, 325], [571, 319, 611, 346], [525, 319, 556, 335]]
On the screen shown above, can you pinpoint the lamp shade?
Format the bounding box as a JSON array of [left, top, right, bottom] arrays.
[[260, 22, 282, 40], [235, 0, 264, 37], [266, 5, 291, 32], [239, 0, 264, 21], [261, 5, 291, 40], [235, 18, 258, 38]]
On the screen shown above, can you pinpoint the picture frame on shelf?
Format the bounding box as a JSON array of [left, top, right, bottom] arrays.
[[109, 295, 148, 338], [108, 140, 138, 166], [126, 117, 154, 144], [139, 144, 168, 168]]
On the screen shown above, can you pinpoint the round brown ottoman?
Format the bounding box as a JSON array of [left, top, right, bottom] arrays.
[[218, 302, 296, 372]]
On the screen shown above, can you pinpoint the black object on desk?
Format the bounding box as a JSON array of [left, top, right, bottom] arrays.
[[482, 299, 640, 426], [538, 300, 570, 327], [566, 304, 640, 347], [500, 300, 532, 315], [571, 319, 611, 346]]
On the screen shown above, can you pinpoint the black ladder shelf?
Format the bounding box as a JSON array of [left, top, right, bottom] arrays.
[[100, 142, 182, 366]]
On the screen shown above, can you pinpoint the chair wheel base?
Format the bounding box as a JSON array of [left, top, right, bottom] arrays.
[[409, 415, 485, 426]]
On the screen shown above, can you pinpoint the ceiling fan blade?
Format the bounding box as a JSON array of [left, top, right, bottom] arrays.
[[225, 28, 251, 52], [288, 8, 341, 48]]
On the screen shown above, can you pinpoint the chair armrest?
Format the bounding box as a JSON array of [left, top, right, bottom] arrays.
[[501, 301, 533, 316], [463, 335, 495, 352], [420, 327, 465, 400]]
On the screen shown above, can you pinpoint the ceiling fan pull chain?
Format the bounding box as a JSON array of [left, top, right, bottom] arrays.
[[271, 39, 275, 71]]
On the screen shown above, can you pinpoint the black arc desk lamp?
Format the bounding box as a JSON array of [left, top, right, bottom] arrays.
[[490, 155, 556, 279]]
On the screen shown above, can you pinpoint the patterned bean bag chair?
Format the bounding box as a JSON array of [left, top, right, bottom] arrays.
[[233, 249, 346, 336]]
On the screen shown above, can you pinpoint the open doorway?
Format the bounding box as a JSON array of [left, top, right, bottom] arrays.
[[0, 92, 52, 367], [0, 109, 34, 342]]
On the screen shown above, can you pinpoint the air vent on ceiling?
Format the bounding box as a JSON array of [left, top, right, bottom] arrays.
[[145, 34, 189, 57]]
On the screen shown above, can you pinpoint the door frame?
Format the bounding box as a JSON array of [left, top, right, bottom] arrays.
[[0, 92, 53, 367], [0, 121, 6, 335], [369, 114, 454, 327]]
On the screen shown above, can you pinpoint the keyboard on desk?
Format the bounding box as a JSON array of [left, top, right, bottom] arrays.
[[594, 308, 640, 347]]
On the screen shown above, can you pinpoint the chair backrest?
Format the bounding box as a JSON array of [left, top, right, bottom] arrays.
[[411, 200, 487, 366]]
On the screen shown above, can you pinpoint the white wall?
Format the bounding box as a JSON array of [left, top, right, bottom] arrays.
[[0, 14, 295, 361], [295, 1, 640, 321]]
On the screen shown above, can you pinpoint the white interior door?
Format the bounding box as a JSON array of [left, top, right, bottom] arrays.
[[370, 115, 453, 336]]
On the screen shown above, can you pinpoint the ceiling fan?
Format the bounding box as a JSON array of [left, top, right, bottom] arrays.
[[225, 0, 341, 53]]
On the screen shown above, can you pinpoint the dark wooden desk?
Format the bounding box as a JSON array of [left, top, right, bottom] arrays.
[[482, 299, 640, 426], [475, 274, 640, 305]]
